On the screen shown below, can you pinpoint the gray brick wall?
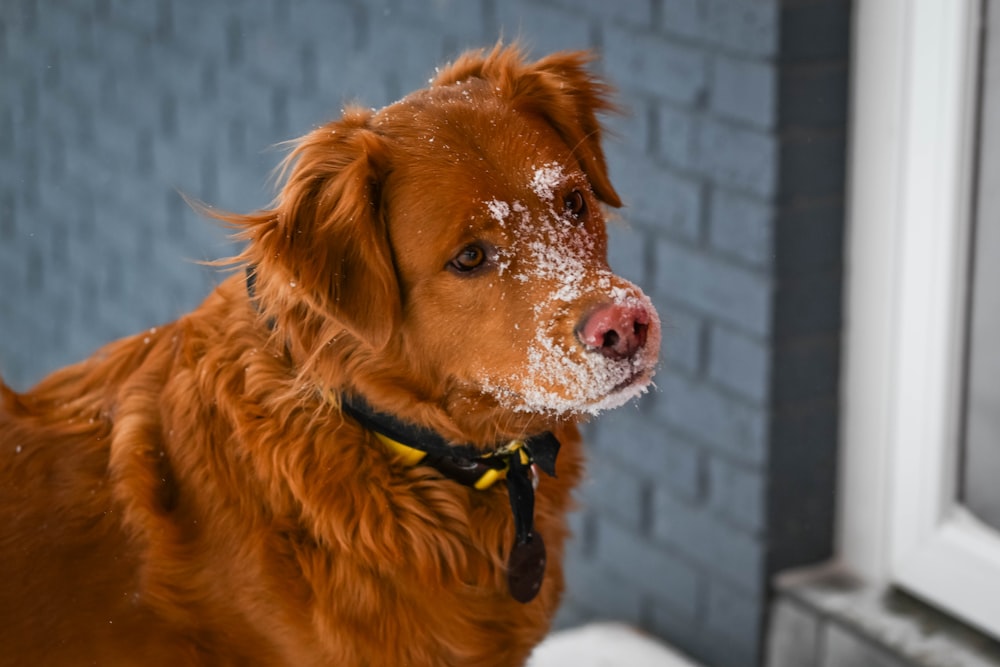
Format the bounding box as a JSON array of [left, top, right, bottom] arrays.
[[0, 2, 851, 666]]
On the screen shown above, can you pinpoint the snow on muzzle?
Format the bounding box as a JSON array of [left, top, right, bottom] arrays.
[[482, 281, 661, 417]]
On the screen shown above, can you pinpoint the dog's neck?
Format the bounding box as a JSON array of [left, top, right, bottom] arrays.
[[340, 393, 560, 604]]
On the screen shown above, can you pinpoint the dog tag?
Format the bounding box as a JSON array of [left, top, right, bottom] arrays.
[[507, 532, 546, 603]]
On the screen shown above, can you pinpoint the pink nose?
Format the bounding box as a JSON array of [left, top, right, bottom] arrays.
[[577, 303, 651, 361]]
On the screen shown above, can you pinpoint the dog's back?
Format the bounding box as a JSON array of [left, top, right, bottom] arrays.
[[0, 350, 180, 665], [0, 305, 307, 665]]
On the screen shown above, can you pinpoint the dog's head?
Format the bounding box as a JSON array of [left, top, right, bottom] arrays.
[[233, 45, 660, 433]]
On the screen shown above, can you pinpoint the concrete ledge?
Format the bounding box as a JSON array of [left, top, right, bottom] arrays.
[[767, 564, 1000, 667]]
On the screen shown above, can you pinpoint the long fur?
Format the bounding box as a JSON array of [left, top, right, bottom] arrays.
[[0, 45, 656, 666]]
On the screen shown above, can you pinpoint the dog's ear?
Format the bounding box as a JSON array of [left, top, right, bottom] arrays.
[[231, 109, 401, 350], [435, 46, 621, 207]]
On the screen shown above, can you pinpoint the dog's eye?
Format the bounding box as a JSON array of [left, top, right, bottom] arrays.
[[564, 190, 587, 220], [450, 245, 486, 273]]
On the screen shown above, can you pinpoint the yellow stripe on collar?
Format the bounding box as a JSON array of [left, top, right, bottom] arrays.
[[476, 441, 531, 490], [373, 431, 428, 467], [373, 430, 527, 491]]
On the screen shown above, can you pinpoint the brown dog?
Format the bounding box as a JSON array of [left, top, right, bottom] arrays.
[[0, 45, 660, 666]]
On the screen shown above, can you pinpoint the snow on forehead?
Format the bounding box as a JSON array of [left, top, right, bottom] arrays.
[[530, 163, 565, 201], [486, 199, 510, 225], [493, 162, 596, 302], [482, 162, 570, 230]]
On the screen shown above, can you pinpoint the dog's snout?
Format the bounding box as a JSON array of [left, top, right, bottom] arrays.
[[577, 303, 651, 361]]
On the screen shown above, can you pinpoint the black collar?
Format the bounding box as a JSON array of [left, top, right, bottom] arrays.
[[341, 394, 560, 604]]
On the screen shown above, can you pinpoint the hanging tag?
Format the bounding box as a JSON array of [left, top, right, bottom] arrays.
[[507, 532, 546, 603]]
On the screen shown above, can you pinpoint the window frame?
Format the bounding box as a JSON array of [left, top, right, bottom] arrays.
[[839, 0, 1000, 639]]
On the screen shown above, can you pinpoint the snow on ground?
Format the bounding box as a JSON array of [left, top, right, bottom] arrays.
[[528, 623, 704, 667]]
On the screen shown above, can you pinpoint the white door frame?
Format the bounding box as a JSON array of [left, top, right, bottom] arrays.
[[839, 0, 1000, 639]]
